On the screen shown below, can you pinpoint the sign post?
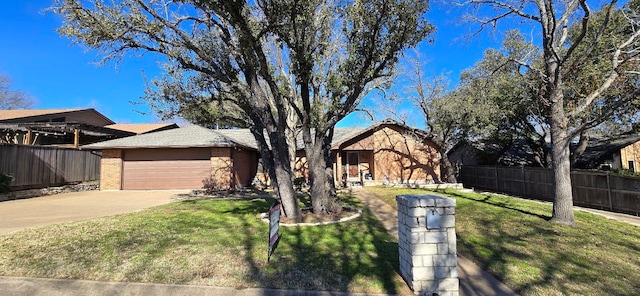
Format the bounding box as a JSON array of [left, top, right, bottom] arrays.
[[268, 201, 281, 262]]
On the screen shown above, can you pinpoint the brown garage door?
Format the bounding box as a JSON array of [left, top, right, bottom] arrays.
[[122, 148, 211, 190]]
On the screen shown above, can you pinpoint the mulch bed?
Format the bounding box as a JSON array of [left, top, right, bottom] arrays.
[[279, 207, 360, 224]]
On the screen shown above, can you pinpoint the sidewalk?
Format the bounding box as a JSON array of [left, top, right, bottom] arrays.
[[0, 276, 406, 296], [575, 206, 640, 226], [351, 188, 519, 296], [478, 191, 640, 227]]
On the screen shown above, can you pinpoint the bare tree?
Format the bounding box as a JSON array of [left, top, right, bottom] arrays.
[[0, 75, 34, 109]]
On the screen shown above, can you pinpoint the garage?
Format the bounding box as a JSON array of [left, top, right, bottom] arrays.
[[122, 148, 211, 190], [83, 125, 260, 190]]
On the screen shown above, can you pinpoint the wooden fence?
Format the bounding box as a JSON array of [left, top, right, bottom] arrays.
[[0, 144, 101, 190], [461, 165, 640, 216]]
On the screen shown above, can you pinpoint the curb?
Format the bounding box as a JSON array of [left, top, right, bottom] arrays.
[[0, 276, 404, 296]]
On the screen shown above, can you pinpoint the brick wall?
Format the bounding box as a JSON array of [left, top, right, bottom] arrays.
[[232, 148, 257, 188], [211, 148, 233, 189], [373, 126, 441, 183], [100, 149, 122, 190]]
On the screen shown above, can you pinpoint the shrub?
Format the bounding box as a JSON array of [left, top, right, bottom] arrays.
[[611, 169, 640, 178], [0, 173, 13, 193], [202, 177, 221, 195]]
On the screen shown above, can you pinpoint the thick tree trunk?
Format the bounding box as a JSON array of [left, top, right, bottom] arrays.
[[304, 127, 341, 215], [250, 127, 302, 222], [273, 155, 301, 220], [549, 92, 576, 226], [439, 150, 457, 183], [270, 131, 302, 221], [540, 22, 575, 226], [241, 66, 302, 222]]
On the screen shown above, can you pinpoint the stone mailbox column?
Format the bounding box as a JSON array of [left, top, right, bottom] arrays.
[[397, 194, 458, 296]]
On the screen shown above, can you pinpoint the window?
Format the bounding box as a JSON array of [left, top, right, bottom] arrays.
[[629, 160, 635, 173]]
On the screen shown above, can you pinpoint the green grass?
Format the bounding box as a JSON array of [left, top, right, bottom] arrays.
[[0, 194, 411, 294], [365, 187, 640, 296]]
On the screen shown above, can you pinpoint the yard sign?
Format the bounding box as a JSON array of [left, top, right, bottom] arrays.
[[268, 201, 281, 262]]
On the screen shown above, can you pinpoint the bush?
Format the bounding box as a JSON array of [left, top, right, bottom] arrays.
[[0, 173, 13, 193], [202, 177, 221, 195], [611, 169, 640, 178]]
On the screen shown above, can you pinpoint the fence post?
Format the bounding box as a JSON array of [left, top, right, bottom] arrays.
[[606, 172, 613, 211], [494, 167, 499, 191], [522, 167, 526, 197]]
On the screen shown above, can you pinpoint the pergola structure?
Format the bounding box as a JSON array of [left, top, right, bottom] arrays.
[[1, 122, 135, 148]]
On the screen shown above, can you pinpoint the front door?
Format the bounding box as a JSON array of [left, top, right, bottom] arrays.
[[347, 152, 360, 180]]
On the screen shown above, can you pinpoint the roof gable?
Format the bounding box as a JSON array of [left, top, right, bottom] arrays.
[[331, 119, 430, 149]]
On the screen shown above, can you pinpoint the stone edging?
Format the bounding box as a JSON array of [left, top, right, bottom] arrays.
[[260, 206, 363, 227], [0, 183, 99, 202]]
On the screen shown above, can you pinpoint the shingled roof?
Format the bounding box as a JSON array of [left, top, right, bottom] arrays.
[[82, 125, 246, 149], [82, 121, 416, 151], [574, 134, 640, 169]]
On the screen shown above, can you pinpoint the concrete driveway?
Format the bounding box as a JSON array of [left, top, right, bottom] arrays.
[[0, 190, 189, 235]]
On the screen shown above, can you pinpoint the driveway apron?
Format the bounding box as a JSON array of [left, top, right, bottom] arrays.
[[0, 190, 188, 235]]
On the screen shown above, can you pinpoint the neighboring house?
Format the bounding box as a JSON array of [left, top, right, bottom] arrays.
[[574, 134, 640, 171], [449, 133, 640, 172], [0, 109, 179, 148], [449, 139, 546, 168], [83, 120, 442, 190]]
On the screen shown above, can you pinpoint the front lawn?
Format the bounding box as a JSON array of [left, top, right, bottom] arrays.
[[0, 194, 411, 294], [365, 187, 640, 296]]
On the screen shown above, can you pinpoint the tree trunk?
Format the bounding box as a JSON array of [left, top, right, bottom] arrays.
[[304, 127, 341, 215], [270, 130, 302, 221], [549, 91, 576, 226], [242, 68, 302, 222], [249, 122, 301, 222], [570, 129, 590, 166], [439, 150, 457, 183]]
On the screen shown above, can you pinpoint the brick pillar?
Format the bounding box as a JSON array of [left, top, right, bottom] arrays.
[[100, 149, 122, 190], [211, 148, 233, 189], [397, 194, 458, 296]]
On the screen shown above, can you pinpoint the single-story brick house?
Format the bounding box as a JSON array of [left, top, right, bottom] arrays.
[[328, 120, 441, 186], [83, 120, 441, 190]]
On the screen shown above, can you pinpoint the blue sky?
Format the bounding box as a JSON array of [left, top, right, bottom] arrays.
[[0, 1, 505, 127]]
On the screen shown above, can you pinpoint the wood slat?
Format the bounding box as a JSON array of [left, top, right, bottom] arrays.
[[0, 144, 100, 190], [461, 165, 640, 215]]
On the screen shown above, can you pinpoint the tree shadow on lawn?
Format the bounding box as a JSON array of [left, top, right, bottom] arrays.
[[215, 194, 406, 294], [439, 192, 636, 295], [436, 189, 551, 221]]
